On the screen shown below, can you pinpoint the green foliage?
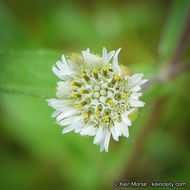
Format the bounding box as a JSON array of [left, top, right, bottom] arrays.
[[0, 50, 60, 98], [158, 0, 189, 62]]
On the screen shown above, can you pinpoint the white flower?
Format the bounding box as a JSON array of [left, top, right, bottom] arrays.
[[47, 47, 148, 152]]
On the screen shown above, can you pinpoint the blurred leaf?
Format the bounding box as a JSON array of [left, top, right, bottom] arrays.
[[158, 0, 189, 61], [0, 50, 61, 98]]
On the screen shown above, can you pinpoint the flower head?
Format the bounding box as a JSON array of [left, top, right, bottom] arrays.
[[47, 47, 148, 152]]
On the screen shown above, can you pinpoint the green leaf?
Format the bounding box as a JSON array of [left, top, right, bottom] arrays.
[[158, 0, 189, 61], [0, 50, 62, 98]]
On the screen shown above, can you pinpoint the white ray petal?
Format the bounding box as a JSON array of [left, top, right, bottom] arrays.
[[130, 85, 141, 92], [59, 117, 75, 126], [56, 109, 78, 122], [93, 126, 104, 145], [82, 48, 103, 69], [80, 126, 98, 136], [110, 127, 119, 141], [114, 121, 123, 137], [56, 60, 66, 71], [129, 99, 145, 107], [61, 116, 84, 134], [67, 59, 81, 74], [128, 73, 148, 88], [61, 55, 70, 70], [71, 116, 85, 133], [47, 99, 70, 107], [121, 113, 132, 126], [102, 47, 115, 64], [107, 50, 115, 63], [52, 55, 74, 80], [102, 47, 107, 59], [104, 130, 111, 152], [100, 142, 104, 152], [130, 92, 142, 100], [121, 121, 129, 137], [51, 110, 61, 118], [47, 99, 71, 112], [140, 79, 148, 85], [131, 73, 144, 81], [62, 125, 76, 134], [56, 81, 71, 98], [112, 48, 121, 75], [100, 133, 105, 152]]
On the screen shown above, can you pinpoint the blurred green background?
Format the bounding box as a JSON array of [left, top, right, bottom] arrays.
[[0, 0, 190, 189]]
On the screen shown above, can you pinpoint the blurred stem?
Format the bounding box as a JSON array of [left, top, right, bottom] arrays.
[[143, 4, 190, 91], [170, 4, 190, 66], [121, 3, 190, 180], [142, 61, 190, 91]]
